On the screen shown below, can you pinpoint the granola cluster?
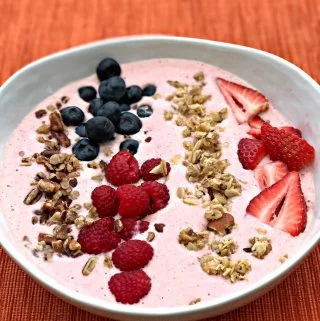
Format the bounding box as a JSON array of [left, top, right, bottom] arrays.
[[247, 237, 272, 259], [165, 73, 241, 235]]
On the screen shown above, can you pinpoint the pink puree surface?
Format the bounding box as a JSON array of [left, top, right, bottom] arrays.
[[0, 59, 315, 307]]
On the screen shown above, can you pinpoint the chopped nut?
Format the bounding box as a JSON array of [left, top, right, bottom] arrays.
[[83, 202, 92, 210], [183, 198, 198, 206], [36, 124, 50, 134], [256, 227, 267, 235], [37, 179, 60, 194], [154, 223, 165, 233], [102, 146, 113, 156], [207, 213, 235, 235], [104, 256, 113, 268], [51, 131, 71, 148], [38, 233, 54, 244], [149, 160, 168, 177], [70, 190, 80, 200], [189, 298, 201, 305], [248, 237, 272, 259], [31, 216, 39, 225], [65, 210, 78, 224], [164, 110, 173, 121], [46, 104, 56, 112], [147, 232, 155, 242], [20, 157, 33, 166], [69, 239, 81, 251], [61, 96, 70, 104], [84, 216, 95, 226], [74, 216, 85, 229], [54, 224, 70, 240], [88, 206, 97, 218], [193, 71, 205, 82], [200, 254, 251, 282], [52, 240, 63, 252], [170, 154, 181, 165], [82, 257, 98, 276], [209, 238, 237, 256], [35, 109, 47, 118], [49, 153, 68, 165], [91, 175, 104, 182], [176, 187, 186, 199], [179, 227, 208, 251], [279, 254, 288, 263], [115, 219, 124, 232], [49, 111, 64, 132], [23, 188, 43, 205]]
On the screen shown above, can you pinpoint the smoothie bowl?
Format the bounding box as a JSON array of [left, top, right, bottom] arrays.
[[0, 36, 319, 321]]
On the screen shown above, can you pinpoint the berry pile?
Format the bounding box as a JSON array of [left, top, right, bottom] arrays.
[[77, 151, 171, 304], [60, 57, 157, 161]]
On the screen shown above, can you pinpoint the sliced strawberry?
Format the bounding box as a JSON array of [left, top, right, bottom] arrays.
[[237, 138, 266, 170], [247, 172, 307, 236], [216, 78, 269, 124], [247, 172, 290, 223], [281, 126, 302, 137], [254, 161, 289, 190], [247, 115, 267, 138], [261, 123, 315, 171], [270, 172, 307, 236]]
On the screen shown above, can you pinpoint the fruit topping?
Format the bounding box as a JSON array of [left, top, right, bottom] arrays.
[[141, 158, 171, 181], [117, 218, 149, 240], [91, 185, 119, 217], [119, 103, 130, 112], [60, 106, 85, 126], [96, 101, 121, 125], [137, 104, 153, 118], [75, 123, 87, 137], [261, 123, 315, 171], [72, 139, 100, 161], [96, 58, 121, 81], [116, 185, 150, 218], [105, 151, 141, 186], [78, 217, 120, 254], [237, 138, 266, 170], [78, 86, 97, 102], [247, 172, 307, 236], [115, 112, 142, 135], [112, 240, 154, 271], [85, 116, 115, 143], [88, 98, 104, 116], [141, 181, 170, 213], [255, 161, 289, 190], [142, 84, 156, 97], [99, 76, 126, 102], [119, 139, 139, 155], [216, 78, 269, 124], [108, 270, 151, 304], [123, 85, 143, 104]]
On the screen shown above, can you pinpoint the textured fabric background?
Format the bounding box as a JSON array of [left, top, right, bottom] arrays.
[[0, 0, 319, 320]]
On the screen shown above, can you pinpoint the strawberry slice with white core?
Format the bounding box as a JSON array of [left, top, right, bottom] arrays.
[[255, 161, 289, 190], [216, 78, 269, 124], [247, 172, 307, 236], [247, 115, 267, 139]]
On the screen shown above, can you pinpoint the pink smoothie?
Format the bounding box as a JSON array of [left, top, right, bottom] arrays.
[[0, 59, 315, 307]]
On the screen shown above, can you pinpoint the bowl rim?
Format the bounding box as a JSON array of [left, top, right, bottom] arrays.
[[1, 35, 320, 318]]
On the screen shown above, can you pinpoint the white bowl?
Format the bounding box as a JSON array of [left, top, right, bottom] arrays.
[[0, 36, 320, 321]]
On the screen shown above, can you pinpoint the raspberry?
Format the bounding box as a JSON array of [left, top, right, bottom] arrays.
[[141, 181, 170, 213], [77, 217, 120, 254], [118, 218, 150, 240], [116, 185, 150, 218], [91, 185, 119, 217], [105, 151, 140, 186], [108, 270, 151, 304], [261, 123, 315, 171], [140, 158, 171, 181], [112, 240, 154, 271]]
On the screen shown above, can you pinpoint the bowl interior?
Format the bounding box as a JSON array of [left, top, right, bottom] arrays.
[[0, 36, 320, 320]]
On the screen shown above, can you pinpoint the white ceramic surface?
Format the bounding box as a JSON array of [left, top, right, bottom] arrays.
[[0, 36, 319, 321]]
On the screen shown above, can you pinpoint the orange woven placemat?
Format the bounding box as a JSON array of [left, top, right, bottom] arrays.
[[0, 0, 319, 320]]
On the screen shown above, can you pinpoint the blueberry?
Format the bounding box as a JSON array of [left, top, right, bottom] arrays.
[[85, 116, 115, 143], [116, 112, 142, 135], [88, 98, 104, 116], [142, 85, 156, 96], [78, 86, 97, 102], [119, 139, 139, 155], [75, 123, 87, 137], [96, 58, 121, 81], [119, 103, 130, 112], [96, 101, 121, 125], [72, 139, 100, 161], [99, 76, 126, 102], [61, 106, 85, 126], [123, 85, 142, 104], [137, 105, 153, 118]]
